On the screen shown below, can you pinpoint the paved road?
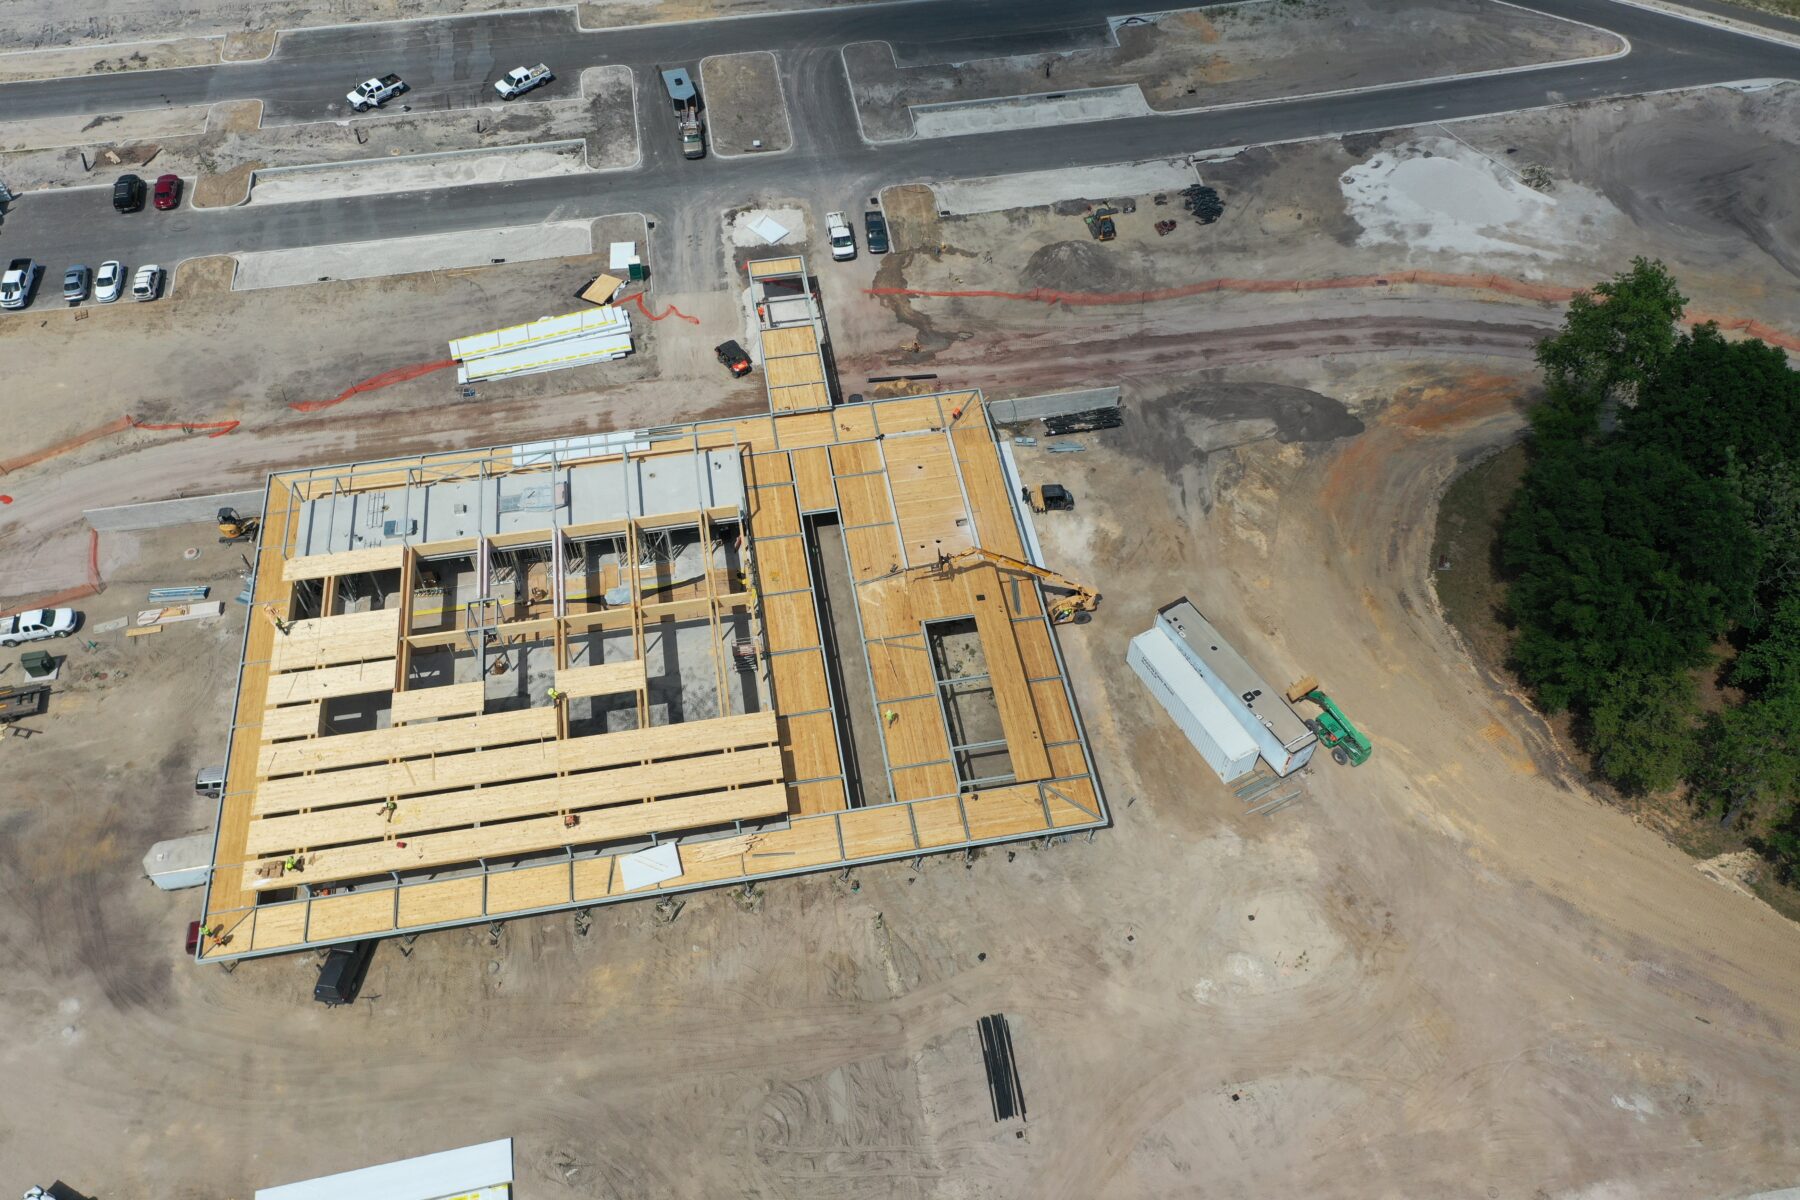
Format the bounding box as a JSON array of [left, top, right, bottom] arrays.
[[0, 0, 1795, 284]]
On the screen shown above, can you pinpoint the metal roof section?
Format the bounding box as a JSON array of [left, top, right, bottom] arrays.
[[449, 307, 633, 384], [293, 447, 745, 553], [256, 1138, 513, 1200], [661, 67, 697, 103], [1155, 599, 1316, 758], [747, 255, 834, 413]]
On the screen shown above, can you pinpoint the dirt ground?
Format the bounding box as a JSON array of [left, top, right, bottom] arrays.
[[3, 83, 1800, 1195], [701, 51, 792, 155], [0, 64, 637, 200], [844, 0, 1622, 141]]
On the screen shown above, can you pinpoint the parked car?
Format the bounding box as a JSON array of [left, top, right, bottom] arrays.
[[194, 764, 226, 799], [95, 260, 125, 303], [153, 173, 183, 210], [864, 210, 890, 254], [825, 210, 856, 261], [0, 608, 80, 647], [112, 173, 146, 213], [715, 339, 752, 378], [131, 264, 165, 301], [62, 264, 91, 303], [0, 257, 41, 310], [314, 940, 377, 1005]]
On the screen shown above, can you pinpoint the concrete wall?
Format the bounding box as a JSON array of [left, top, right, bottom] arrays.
[[989, 386, 1121, 425], [85, 489, 263, 533]]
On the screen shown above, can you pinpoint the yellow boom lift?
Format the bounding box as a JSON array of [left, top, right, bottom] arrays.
[[928, 547, 1101, 624]]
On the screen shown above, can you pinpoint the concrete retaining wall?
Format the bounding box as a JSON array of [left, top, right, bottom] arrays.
[[85, 489, 263, 532], [990, 386, 1121, 425]]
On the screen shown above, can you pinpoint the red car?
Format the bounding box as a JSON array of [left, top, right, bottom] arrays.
[[153, 173, 182, 211]]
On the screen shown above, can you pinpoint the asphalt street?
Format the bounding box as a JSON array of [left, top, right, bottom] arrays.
[[0, 0, 1796, 288]]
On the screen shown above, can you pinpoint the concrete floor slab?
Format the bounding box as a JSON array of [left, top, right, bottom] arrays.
[[231, 220, 594, 290], [910, 85, 1153, 140], [928, 158, 1197, 216], [247, 142, 587, 206]]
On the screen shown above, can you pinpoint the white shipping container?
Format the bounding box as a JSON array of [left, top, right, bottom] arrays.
[[1128, 628, 1259, 783]]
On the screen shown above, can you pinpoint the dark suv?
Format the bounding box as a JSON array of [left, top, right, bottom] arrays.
[[112, 174, 146, 213]]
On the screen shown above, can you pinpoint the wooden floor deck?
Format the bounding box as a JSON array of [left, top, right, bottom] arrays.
[[199, 391, 1105, 960]]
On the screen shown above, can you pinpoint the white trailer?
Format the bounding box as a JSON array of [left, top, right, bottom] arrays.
[[1128, 626, 1260, 783]]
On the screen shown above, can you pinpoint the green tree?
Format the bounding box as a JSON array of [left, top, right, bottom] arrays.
[[1531, 258, 1687, 444], [1581, 668, 1698, 793]]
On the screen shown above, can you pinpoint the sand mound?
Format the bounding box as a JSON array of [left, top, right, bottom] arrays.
[[1019, 239, 1137, 293]]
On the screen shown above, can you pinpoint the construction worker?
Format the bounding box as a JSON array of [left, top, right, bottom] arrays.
[[383, 799, 399, 822], [283, 854, 300, 873], [884, 709, 900, 726], [199, 923, 218, 941], [547, 686, 566, 705]]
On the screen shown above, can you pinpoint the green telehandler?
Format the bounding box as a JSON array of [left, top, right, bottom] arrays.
[[1285, 676, 1372, 767]]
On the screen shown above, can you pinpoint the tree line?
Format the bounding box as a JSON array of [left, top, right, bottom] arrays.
[[1499, 258, 1800, 876]]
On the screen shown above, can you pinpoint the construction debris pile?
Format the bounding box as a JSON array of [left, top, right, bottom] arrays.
[[1043, 407, 1124, 436], [1182, 184, 1224, 224]]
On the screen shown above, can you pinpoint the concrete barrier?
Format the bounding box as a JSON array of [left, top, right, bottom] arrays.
[[85, 489, 263, 532], [990, 387, 1122, 425]]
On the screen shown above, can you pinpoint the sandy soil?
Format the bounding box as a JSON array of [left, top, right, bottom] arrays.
[[0, 0, 887, 54], [844, 0, 1623, 141], [2, 83, 1800, 1196], [0, 36, 222, 82], [0, 64, 637, 199], [701, 51, 792, 155]]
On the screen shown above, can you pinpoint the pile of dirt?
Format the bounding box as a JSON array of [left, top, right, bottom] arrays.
[[1018, 239, 1137, 293]]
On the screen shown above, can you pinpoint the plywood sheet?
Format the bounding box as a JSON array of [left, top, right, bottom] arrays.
[[771, 382, 832, 413], [964, 785, 1049, 840], [748, 483, 801, 538], [791, 777, 848, 815], [911, 796, 968, 848], [880, 695, 950, 772], [834, 474, 892, 528], [891, 761, 958, 803], [763, 590, 821, 653], [305, 889, 397, 940], [248, 746, 785, 853], [259, 707, 556, 777], [1031, 677, 1079, 745], [556, 659, 647, 699], [845, 524, 903, 583], [263, 659, 396, 705], [866, 636, 934, 705], [770, 648, 832, 716], [740, 814, 844, 871], [829, 441, 883, 476], [486, 864, 572, 914], [754, 536, 812, 596], [766, 353, 825, 390], [966, 572, 1050, 783], [761, 324, 819, 358], [270, 607, 400, 671], [246, 903, 309, 953], [778, 710, 840, 783], [260, 701, 323, 742], [283, 545, 405, 582], [251, 783, 790, 887], [748, 256, 803, 279], [396, 876, 487, 927], [791, 447, 836, 514], [390, 681, 486, 724], [839, 805, 918, 858], [254, 738, 561, 814], [873, 395, 948, 434], [1013, 618, 1060, 681], [772, 410, 837, 448]]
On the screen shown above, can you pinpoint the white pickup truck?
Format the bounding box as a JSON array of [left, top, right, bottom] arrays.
[[825, 211, 856, 261], [346, 74, 408, 112], [1, 257, 40, 310], [495, 64, 553, 99], [0, 608, 79, 647]]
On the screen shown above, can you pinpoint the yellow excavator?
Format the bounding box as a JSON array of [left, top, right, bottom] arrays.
[[928, 546, 1101, 624]]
